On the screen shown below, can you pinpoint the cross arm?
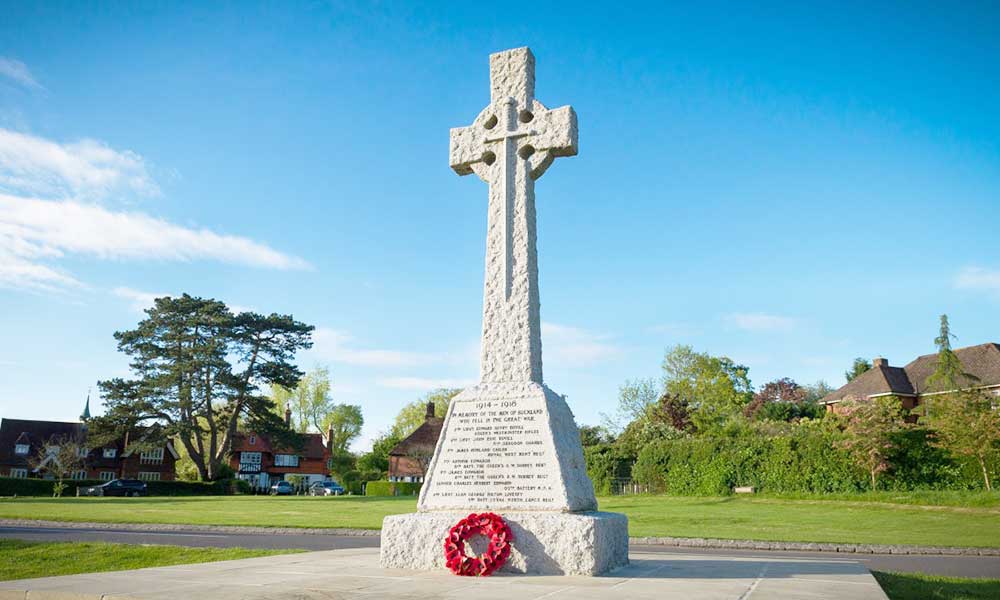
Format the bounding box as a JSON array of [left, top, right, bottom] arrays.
[[526, 104, 577, 179], [449, 125, 485, 176]]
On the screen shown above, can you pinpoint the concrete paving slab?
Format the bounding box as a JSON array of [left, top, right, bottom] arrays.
[[0, 548, 889, 599]]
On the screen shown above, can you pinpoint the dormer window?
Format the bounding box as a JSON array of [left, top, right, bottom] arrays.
[[103, 448, 117, 459], [77, 447, 89, 458], [14, 444, 29, 456]]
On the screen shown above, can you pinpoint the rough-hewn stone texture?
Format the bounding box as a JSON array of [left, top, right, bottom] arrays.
[[418, 382, 597, 512], [448, 46, 577, 384], [381, 46, 627, 576], [381, 511, 628, 575]]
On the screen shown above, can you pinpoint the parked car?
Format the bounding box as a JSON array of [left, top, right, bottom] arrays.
[[308, 480, 344, 496], [270, 480, 295, 495], [78, 479, 148, 497]]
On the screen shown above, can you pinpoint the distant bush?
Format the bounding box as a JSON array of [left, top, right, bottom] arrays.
[[365, 481, 422, 496], [627, 419, 997, 495], [584, 444, 635, 495]]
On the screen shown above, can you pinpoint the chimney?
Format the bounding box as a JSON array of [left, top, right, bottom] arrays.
[[284, 404, 292, 428], [873, 357, 888, 368], [425, 401, 436, 421], [327, 423, 335, 452]]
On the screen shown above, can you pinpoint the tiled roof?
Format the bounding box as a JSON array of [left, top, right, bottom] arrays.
[[903, 343, 1000, 394], [389, 418, 443, 457], [231, 432, 329, 459], [821, 343, 1000, 404], [0, 419, 85, 465]]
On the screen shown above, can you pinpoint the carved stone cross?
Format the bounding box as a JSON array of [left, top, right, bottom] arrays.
[[450, 47, 578, 385]]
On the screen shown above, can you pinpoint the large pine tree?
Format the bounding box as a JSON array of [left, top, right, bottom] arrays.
[[90, 294, 313, 481]]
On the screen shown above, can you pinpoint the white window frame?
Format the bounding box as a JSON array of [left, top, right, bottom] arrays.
[[241, 451, 262, 464], [103, 448, 117, 459], [249, 435, 256, 445], [9, 468, 27, 479], [14, 444, 29, 456], [71, 470, 88, 480], [140, 448, 164, 464], [274, 454, 299, 467], [137, 472, 161, 481], [77, 447, 89, 458], [99, 471, 115, 481]]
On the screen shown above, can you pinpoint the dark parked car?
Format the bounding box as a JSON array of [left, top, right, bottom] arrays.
[[308, 481, 344, 496], [270, 480, 294, 495], [79, 479, 148, 497]]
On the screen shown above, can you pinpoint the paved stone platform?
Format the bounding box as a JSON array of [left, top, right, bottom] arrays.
[[0, 547, 889, 599]]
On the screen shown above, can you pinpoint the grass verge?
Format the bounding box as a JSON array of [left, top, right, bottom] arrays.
[[0, 539, 303, 581], [873, 571, 1000, 600], [0, 493, 997, 548]]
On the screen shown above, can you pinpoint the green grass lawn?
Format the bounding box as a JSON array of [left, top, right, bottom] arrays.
[[873, 571, 1000, 600], [0, 493, 997, 548], [0, 539, 301, 581]]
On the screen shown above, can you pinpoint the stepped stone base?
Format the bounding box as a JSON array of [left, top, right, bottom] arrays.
[[380, 511, 629, 575]]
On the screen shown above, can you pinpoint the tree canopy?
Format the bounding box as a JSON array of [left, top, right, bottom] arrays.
[[662, 345, 753, 433], [844, 357, 872, 383], [91, 294, 314, 481], [389, 388, 461, 438]]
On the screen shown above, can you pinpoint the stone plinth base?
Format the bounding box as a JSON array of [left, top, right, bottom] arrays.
[[380, 511, 628, 575]]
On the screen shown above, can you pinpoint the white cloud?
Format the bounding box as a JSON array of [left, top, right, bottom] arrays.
[[376, 377, 474, 391], [724, 312, 798, 332], [541, 322, 623, 368], [312, 328, 445, 368], [112, 287, 167, 313], [0, 129, 156, 198], [0, 58, 41, 90], [0, 193, 309, 292], [955, 267, 1000, 295]]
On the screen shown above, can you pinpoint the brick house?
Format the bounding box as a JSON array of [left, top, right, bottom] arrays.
[[821, 342, 1000, 415], [388, 402, 443, 483], [0, 417, 178, 482], [229, 409, 332, 491]]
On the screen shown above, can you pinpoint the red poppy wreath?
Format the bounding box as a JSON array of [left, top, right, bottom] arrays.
[[443, 512, 513, 576]]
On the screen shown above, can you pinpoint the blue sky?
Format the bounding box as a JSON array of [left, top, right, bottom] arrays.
[[1, 2, 998, 450]]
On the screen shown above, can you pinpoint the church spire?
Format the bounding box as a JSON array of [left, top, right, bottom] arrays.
[[80, 390, 91, 421]]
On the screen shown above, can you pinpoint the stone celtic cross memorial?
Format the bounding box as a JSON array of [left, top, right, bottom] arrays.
[[381, 47, 628, 576]]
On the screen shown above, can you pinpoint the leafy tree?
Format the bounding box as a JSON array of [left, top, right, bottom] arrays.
[[270, 367, 335, 434], [844, 358, 872, 383], [655, 393, 693, 432], [328, 449, 357, 485], [325, 404, 364, 454], [803, 380, 834, 403], [357, 431, 403, 477], [925, 392, 1000, 490], [390, 388, 461, 438], [922, 314, 997, 490], [662, 345, 752, 433], [615, 404, 686, 457], [602, 377, 659, 434], [91, 294, 313, 481], [836, 395, 908, 490], [745, 378, 807, 420], [579, 425, 614, 447], [27, 435, 87, 486], [925, 314, 978, 395]]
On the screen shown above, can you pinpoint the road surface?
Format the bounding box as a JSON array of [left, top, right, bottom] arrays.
[[1, 525, 997, 578]]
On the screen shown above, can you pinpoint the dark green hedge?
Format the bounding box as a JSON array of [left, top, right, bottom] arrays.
[[625, 424, 999, 495], [144, 479, 250, 496], [584, 445, 633, 495], [365, 481, 422, 496], [0, 477, 250, 497]]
